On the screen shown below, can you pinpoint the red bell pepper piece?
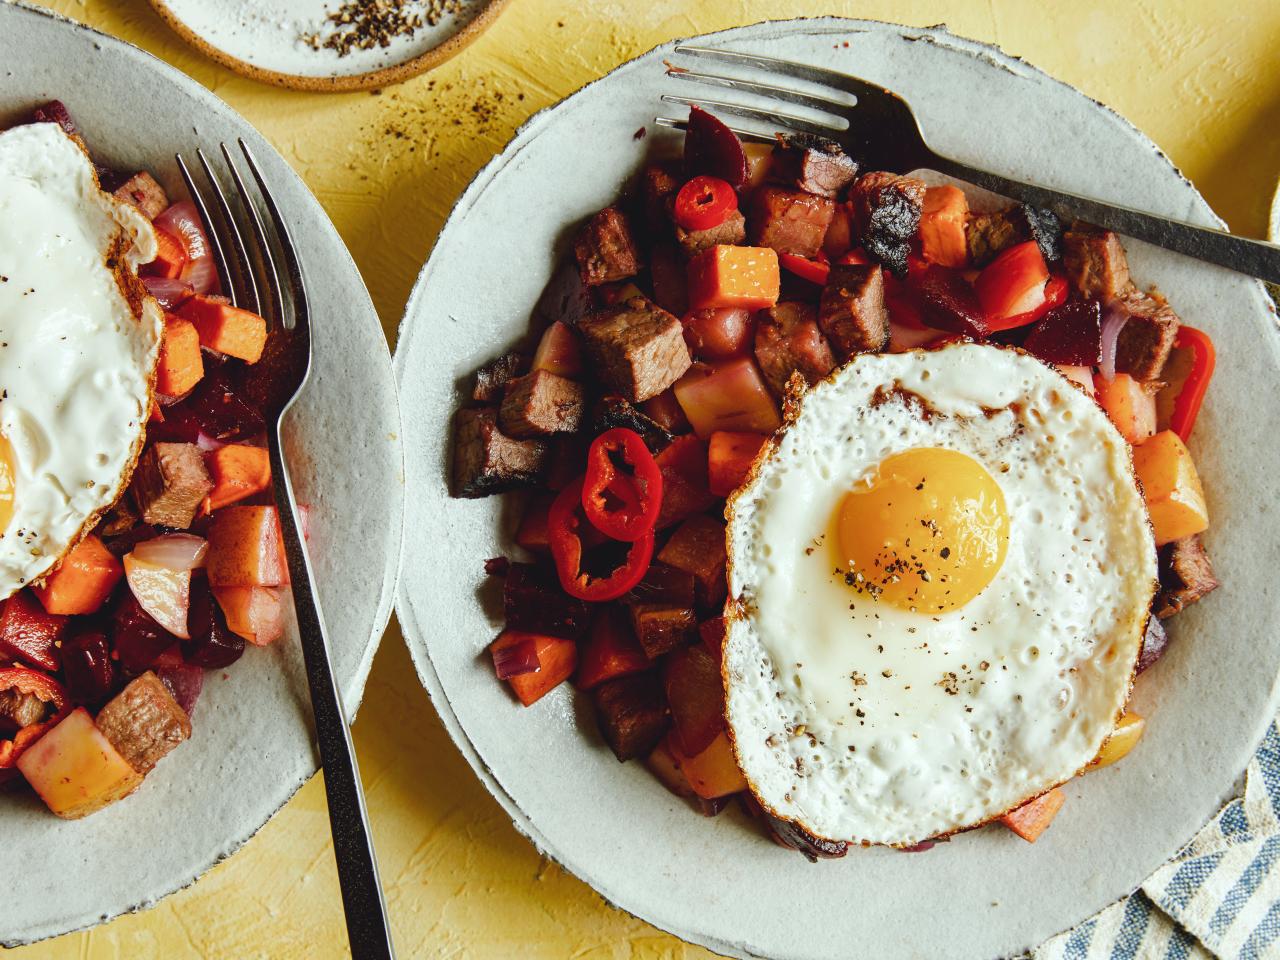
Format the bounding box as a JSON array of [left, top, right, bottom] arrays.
[[990, 273, 1068, 332], [974, 241, 1051, 330], [0, 589, 68, 672], [581, 428, 664, 541], [1168, 326, 1215, 441], [778, 253, 830, 286], [674, 175, 738, 232], [0, 666, 68, 767], [549, 476, 655, 602]]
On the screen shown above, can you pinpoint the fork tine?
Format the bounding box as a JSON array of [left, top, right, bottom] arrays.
[[666, 67, 854, 117], [660, 94, 845, 137], [653, 115, 774, 143], [237, 139, 308, 334], [194, 148, 261, 317], [218, 142, 284, 330], [175, 152, 235, 304], [674, 44, 887, 100]]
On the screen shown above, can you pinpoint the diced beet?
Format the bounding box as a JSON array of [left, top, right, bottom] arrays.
[[183, 582, 246, 669], [1022, 300, 1103, 366], [484, 556, 511, 577], [503, 563, 590, 640], [61, 629, 118, 708], [593, 672, 671, 762], [700, 617, 726, 664], [536, 257, 593, 328], [30, 100, 78, 137], [152, 371, 264, 444], [0, 590, 67, 672], [664, 644, 725, 756], [682, 308, 754, 361], [912, 265, 989, 339], [629, 604, 697, 659], [156, 662, 204, 716], [625, 562, 696, 608], [235, 328, 308, 416], [654, 435, 716, 529], [684, 105, 749, 190], [576, 605, 650, 690], [112, 593, 178, 675]]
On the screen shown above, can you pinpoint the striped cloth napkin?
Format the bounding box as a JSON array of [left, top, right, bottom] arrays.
[[1034, 721, 1280, 960]]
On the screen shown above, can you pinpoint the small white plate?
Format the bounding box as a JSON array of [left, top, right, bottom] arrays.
[[1, 1, 403, 947], [149, 0, 510, 92], [394, 17, 1280, 960]]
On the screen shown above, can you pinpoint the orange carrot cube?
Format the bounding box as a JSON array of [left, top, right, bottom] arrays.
[[1132, 430, 1209, 545], [707, 430, 768, 497], [206, 506, 288, 587], [155, 315, 204, 398], [1096, 372, 1157, 445], [142, 228, 188, 280], [203, 445, 271, 512], [490, 630, 577, 706], [687, 245, 780, 311], [918, 186, 969, 268], [1000, 787, 1065, 842], [33, 535, 123, 615], [178, 295, 267, 364]]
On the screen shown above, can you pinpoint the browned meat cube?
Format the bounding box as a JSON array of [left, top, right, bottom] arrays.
[[497, 369, 584, 439], [1115, 290, 1181, 381], [649, 242, 689, 317], [749, 186, 834, 258], [472, 351, 528, 403], [98, 497, 139, 538], [131, 442, 213, 529], [451, 407, 546, 498], [95, 672, 191, 775], [503, 562, 590, 639], [641, 162, 680, 231], [574, 207, 642, 286], [578, 298, 692, 403], [630, 604, 697, 659], [113, 171, 169, 220], [657, 515, 728, 610], [591, 396, 673, 454], [676, 208, 746, 258], [774, 134, 859, 198], [593, 672, 671, 761], [1062, 229, 1133, 302], [754, 301, 837, 396], [1154, 534, 1219, 619], [0, 688, 49, 731], [966, 209, 1024, 267], [849, 171, 926, 277], [818, 264, 890, 357]]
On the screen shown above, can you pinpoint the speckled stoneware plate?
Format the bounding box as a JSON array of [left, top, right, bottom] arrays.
[[148, 0, 510, 92], [394, 18, 1280, 960], [1, 1, 403, 947]]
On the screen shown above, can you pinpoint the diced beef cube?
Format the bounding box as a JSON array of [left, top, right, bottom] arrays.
[[472, 351, 528, 403], [591, 396, 673, 454], [95, 671, 191, 775], [1019, 206, 1063, 263], [649, 243, 689, 317], [676, 208, 746, 258], [592, 672, 671, 761], [578, 298, 692, 403], [131, 442, 213, 529], [497, 369, 584, 439], [629, 604, 697, 659], [641, 162, 680, 231], [535, 259, 592, 328], [1115, 290, 1181, 381], [1062, 229, 1133, 302], [503, 562, 589, 639], [849, 171, 926, 278], [1154, 534, 1219, 619], [574, 207, 643, 286], [0, 688, 49, 731], [113, 171, 169, 220], [657, 515, 728, 610], [818, 264, 890, 357], [451, 407, 546, 498], [754, 301, 837, 395], [775, 134, 859, 198], [749, 186, 834, 258], [98, 498, 139, 538], [965, 205, 1063, 268], [1137, 616, 1169, 673]]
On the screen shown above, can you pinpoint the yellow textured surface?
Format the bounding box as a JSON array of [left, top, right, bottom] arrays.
[[16, 0, 1280, 957]]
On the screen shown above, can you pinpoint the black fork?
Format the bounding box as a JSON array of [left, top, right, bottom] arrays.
[[660, 45, 1280, 285], [176, 141, 396, 960]]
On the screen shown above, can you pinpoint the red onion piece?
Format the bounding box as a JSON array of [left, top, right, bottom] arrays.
[[1098, 305, 1129, 382], [133, 533, 209, 571], [142, 275, 194, 310], [684, 105, 749, 190], [195, 431, 227, 453], [154, 201, 218, 295], [492, 638, 540, 679]]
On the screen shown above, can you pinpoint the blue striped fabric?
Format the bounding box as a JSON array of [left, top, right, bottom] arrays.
[[1034, 722, 1280, 960]]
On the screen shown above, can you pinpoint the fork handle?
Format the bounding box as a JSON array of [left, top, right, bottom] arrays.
[[269, 439, 396, 960], [927, 153, 1280, 285]]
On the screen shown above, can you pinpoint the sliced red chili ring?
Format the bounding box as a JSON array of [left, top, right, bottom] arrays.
[[673, 175, 738, 232], [581, 428, 663, 542], [1168, 326, 1215, 441], [549, 475, 654, 602]]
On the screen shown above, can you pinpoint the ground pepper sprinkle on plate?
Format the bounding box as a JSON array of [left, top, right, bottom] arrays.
[[299, 0, 468, 57]]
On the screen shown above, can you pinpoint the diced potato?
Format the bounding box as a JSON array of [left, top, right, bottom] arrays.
[[646, 737, 697, 800], [673, 359, 781, 438], [206, 506, 289, 587], [1057, 364, 1096, 397], [1090, 711, 1146, 770], [1132, 430, 1209, 546], [16, 707, 142, 819], [1096, 373, 1156, 444], [670, 730, 746, 799], [1000, 787, 1065, 843]]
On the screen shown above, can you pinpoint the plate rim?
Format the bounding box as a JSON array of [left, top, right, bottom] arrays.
[[146, 0, 514, 93], [2, 0, 406, 945], [394, 15, 1278, 959]]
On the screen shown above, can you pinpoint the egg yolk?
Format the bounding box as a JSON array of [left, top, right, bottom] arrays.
[[835, 447, 1008, 613], [0, 435, 13, 535]]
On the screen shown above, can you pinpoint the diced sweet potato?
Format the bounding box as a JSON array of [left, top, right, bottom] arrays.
[[687, 245, 780, 312], [514, 493, 554, 553], [918, 186, 969, 268], [1000, 787, 1065, 842], [664, 645, 726, 756], [212, 586, 284, 646], [94, 671, 191, 775], [203, 444, 272, 512], [491, 630, 577, 706], [143, 228, 187, 279], [592, 672, 671, 761], [178, 295, 268, 364], [1090, 711, 1145, 770], [156, 315, 204, 398], [576, 605, 650, 690], [1132, 431, 1209, 546], [669, 730, 746, 799], [673, 358, 781, 438], [1096, 373, 1158, 445], [33, 536, 122, 616], [206, 505, 288, 587], [707, 431, 768, 497], [16, 707, 142, 819], [657, 515, 727, 609]]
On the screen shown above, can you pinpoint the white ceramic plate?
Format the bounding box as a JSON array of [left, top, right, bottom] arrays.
[[1, 2, 403, 947], [394, 18, 1280, 960]]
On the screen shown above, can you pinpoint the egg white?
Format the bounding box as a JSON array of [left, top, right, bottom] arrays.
[[0, 122, 162, 598], [724, 342, 1157, 846]]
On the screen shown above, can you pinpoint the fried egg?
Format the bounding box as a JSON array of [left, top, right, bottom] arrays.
[[724, 342, 1156, 846], [0, 122, 161, 598]]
